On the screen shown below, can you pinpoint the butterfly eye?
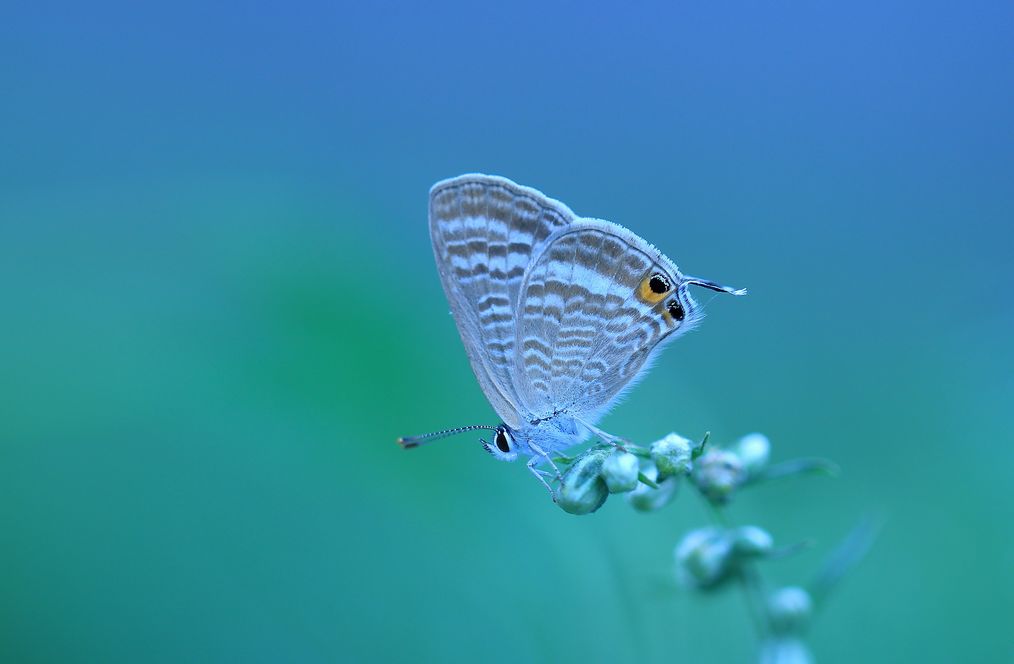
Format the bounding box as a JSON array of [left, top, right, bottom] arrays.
[[495, 428, 513, 453], [667, 299, 686, 322]]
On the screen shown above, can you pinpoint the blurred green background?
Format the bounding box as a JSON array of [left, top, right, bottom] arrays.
[[2, 2, 1012, 662]]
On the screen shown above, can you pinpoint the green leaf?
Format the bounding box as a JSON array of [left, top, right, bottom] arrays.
[[768, 540, 816, 560], [809, 517, 880, 610], [627, 444, 652, 459], [692, 431, 711, 460], [637, 472, 659, 489], [743, 457, 839, 485]]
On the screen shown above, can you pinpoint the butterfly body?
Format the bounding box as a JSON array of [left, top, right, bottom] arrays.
[[494, 413, 589, 462], [401, 174, 744, 495]]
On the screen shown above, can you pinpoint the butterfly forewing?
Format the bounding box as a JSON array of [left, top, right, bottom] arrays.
[[429, 175, 574, 425]]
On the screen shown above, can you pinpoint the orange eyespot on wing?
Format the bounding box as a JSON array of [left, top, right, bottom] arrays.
[[637, 272, 673, 304]]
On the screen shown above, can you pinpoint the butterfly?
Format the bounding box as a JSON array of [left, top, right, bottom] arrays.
[[399, 174, 744, 498]]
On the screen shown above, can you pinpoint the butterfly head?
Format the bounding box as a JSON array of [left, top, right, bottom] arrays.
[[398, 423, 527, 461], [481, 424, 520, 462]]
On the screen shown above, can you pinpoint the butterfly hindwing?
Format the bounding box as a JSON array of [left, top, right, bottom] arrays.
[[515, 220, 699, 423], [429, 174, 574, 425]]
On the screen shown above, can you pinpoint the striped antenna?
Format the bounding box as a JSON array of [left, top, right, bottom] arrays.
[[397, 424, 497, 449], [685, 276, 748, 297]]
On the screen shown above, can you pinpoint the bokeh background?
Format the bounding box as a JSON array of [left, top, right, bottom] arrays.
[[2, 2, 1012, 662]]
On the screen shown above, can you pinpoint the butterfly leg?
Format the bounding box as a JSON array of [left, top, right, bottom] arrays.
[[577, 418, 630, 450], [528, 442, 563, 482], [526, 456, 558, 502], [526, 442, 563, 502]]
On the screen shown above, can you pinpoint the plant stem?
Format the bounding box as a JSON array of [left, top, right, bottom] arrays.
[[700, 497, 769, 643], [737, 564, 769, 640], [703, 499, 730, 527]]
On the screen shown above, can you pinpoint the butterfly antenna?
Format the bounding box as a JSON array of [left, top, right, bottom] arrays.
[[397, 424, 497, 449], [685, 276, 748, 297]]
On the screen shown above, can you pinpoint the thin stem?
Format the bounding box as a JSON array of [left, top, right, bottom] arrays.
[[737, 564, 769, 639], [703, 499, 730, 527], [697, 493, 769, 643]]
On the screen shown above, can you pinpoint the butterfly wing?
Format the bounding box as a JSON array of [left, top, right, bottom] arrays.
[[429, 174, 574, 426], [515, 219, 701, 424]]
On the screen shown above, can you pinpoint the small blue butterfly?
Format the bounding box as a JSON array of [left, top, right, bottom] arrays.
[[400, 175, 745, 498]]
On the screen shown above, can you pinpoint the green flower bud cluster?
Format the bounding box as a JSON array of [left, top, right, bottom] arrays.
[[674, 525, 775, 590], [668, 431, 864, 662], [651, 433, 693, 479], [626, 461, 680, 512], [767, 586, 813, 635], [601, 450, 640, 493], [551, 425, 864, 662], [692, 432, 771, 504], [758, 637, 814, 664], [556, 433, 696, 515], [557, 448, 612, 515], [735, 432, 771, 474]]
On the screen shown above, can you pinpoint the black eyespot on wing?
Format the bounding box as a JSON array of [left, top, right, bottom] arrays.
[[495, 430, 511, 453], [649, 274, 670, 294], [667, 299, 685, 322]]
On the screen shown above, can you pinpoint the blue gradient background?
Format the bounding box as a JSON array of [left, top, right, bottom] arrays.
[[2, 2, 1012, 662]]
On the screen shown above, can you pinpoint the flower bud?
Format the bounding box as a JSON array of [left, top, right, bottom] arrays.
[[674, 527, 734, 589], [600, 450, 640, 493], [626, 461, 679, 512], [734, 432, 770, 475], [759, 637, 813, 664], [650, 433, 693, 480], [731, 525, 774, 557], [767, 586, 812, 634], [557, 449, 610, 515], [693, 449, 745, 503]]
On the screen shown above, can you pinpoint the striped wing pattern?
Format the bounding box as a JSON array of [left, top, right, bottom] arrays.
[[516, 221, 691, 422], [429, 175, 573, 426]]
